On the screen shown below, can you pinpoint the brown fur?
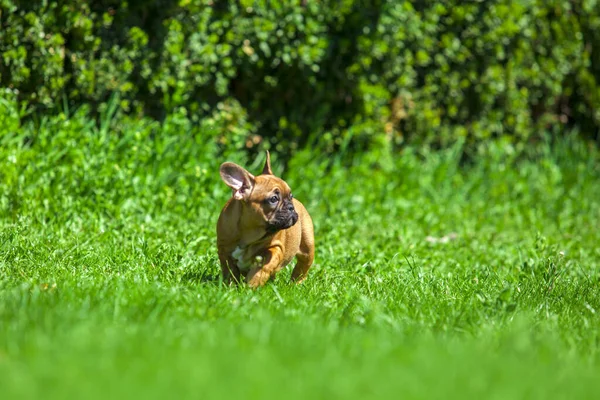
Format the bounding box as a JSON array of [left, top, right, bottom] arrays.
[[216, 151, 315, 288]]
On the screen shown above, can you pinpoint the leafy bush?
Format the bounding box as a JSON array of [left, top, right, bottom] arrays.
[[1, 0, 599, 154]]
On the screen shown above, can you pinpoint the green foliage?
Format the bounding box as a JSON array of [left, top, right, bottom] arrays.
[[1, 0, 600, 153], [1, 96, 600, 399]]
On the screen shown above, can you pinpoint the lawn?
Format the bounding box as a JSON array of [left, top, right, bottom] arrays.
[[1, 109, 599, 399]]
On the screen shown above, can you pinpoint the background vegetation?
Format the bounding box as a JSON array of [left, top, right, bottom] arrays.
[[2, 0, 600, 154], [1, 1, 600, 398]]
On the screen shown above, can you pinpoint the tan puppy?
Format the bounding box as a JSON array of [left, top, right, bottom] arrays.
[[216, 151, 315, 288]]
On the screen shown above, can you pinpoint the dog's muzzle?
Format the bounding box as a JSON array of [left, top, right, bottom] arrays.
[[267, 200, 298, 232]]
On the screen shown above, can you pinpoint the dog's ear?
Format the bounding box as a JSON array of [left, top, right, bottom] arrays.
[[261, 150, 273, 175], [220, 162, 255, 200]]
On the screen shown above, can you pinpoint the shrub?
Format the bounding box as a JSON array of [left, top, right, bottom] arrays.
[[1, 0, 599, 155]]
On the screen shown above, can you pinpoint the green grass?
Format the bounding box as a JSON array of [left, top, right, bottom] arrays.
[[1, 105, 600, 399]]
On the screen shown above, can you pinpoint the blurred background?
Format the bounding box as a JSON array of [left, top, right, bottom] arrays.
[[2, 0, 600, 159]]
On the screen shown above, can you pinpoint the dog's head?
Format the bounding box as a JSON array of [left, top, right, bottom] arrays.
[[220, 151, 298, 233]]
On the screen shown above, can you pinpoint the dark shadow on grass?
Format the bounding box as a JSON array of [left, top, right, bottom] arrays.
[[181, 270, 223, 286]]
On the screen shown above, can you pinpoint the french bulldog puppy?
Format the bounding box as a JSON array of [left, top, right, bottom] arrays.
[[216, 151, 314, 288]]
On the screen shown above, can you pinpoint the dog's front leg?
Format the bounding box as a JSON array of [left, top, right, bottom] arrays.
[[246, 247, 283, 288], [218, 252, 241, 284]]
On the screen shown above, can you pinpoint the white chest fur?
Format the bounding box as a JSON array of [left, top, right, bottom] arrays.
[[231, 245, 265, 272], [231, 246, 245, 266], [232, 246, 252, 272]]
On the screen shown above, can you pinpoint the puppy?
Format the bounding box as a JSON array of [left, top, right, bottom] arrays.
[[216, 151, 314, 288]]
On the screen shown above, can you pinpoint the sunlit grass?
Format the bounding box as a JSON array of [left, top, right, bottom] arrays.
[[1, 107, 599, 399]]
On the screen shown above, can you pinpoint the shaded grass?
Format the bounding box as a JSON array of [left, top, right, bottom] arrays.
[[1, 105, 600, 398]]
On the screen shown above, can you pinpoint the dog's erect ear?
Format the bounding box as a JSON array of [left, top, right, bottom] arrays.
[[220, 162, 255, 200], [261, 150, 273, 175]]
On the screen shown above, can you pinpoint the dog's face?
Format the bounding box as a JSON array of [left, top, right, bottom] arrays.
[[252, 175, 298, 233], [220, 152, 298, 233]]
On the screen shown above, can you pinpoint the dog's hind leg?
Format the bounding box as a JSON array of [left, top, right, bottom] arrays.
[[291, 251, 314, 283], [291, 219, 314, 283]]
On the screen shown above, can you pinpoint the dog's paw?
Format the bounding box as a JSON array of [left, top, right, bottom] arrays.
[[246, 268, 270, 288]]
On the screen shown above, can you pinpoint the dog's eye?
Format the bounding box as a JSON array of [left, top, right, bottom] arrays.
[[269, 195, 279, 204], [290, 193, 293, 199]]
